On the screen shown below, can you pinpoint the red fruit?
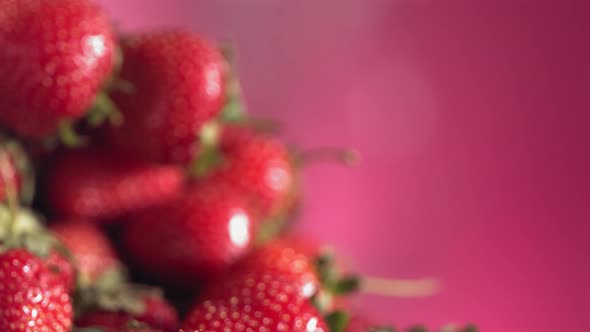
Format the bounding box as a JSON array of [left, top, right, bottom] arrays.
[[213, 126, 296, 222], [123, 181, 254, 286], [0, 0, 115, 139], [105, 30, 226, 164], [183, 272, 327, 332], [50, 220, 123, 287], [47, 148, 184, 222], [45, 248, 77, 292], [230, 237, 320, 299], [77, 295, 179, 332], [0, 249, 73, 331]]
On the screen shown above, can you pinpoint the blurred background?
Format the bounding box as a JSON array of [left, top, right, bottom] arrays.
[[95, 0, 589, 330]]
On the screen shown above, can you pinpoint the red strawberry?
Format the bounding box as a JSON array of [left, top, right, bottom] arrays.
[[204, 126, 355, 241], [50, 220, 124, 287], [0, 208, 76, 292], [0, 136, 34, 205], [211, 126, 296, 223], [230, 237, 361, 314], [123, 181, 254, 287], [47, 147, 184, 222], [77, 294, 179, 332], [45, 247, 77, 292], [0, 0, 115, 139], [230, 237, 320, 299], [183, 272, 327, 332], [104, 30, 226, 164], [0, 249, 73, 331]]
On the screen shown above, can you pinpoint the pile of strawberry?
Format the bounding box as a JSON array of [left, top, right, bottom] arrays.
[[0, 1, 476, 331]]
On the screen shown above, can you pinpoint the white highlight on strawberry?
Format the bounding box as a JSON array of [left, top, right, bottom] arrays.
[[228, 210, 250, 247]]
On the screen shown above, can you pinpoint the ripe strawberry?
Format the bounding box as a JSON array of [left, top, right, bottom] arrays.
[[229, 237, 361, 315], [123, 181, 254, 287], [45, 247, 77, 292], [104, 30, 226, 164], [211, 126, 296, 224], [0, 207, 76, 292], [183, 272, 327, 332], [0, 0, 115, 139], [0, 136, 34, 205], [50, 220, 124, 288], [229, 237, 320, 299], [0, 249, 73, 331], [203, 126, 355, 241], [77, 294, 179, 332], [47, 147, 184, 222]]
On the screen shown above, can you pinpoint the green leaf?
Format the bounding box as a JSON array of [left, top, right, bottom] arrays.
[[325, 310, 350, 332], [87, 92, 123, 127], [58, 120, 87, 147], [331, 276, 361, 295], [462, 325, 478, 332], [408, 326, 427, 332]]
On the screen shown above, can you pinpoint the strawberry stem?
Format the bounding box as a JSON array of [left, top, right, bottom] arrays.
[[58, 120, 88, 147], [361, 277, 440, 298]]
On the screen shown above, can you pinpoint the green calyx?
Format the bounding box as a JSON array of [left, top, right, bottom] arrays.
[[87, 92, 124, 127], [219, 44, 247, 123], [188, 120, 224, 178], [325, 311, 351, 332], [314, 253, 361, 298], [74, 282, 163, 319], [0, 138, 35, 206], [0, 207, 57, 258], [58, 120, 88, 148]]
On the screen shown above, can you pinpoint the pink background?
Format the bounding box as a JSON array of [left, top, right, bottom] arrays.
[[96, 0, 590, 330]]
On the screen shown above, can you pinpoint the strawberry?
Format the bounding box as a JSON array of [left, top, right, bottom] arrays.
[[210, 126, 297, 224], [123, 181, 254, 287], [46, 247, 77, 291], [0, 207, 76, 291], [0, 136, 34, 205], [0, 0, 116, 139], [183, 272, 327, 332], [47, 147, 184, 222], [50, 220, 124, 288], [200, 126, 356, 241], [77, 294, 179, 332], [104, 30, 226, 164], [229, 237, 320, 299], [230, 237, 361, 314], [0, 249, 73, 331]]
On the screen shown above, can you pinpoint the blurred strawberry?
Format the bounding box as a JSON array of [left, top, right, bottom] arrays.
[[184, 272, 327, 332], [123, 181, 254, 287], [207, 126, 297, 235], [0, 208, 75, 291], [77, 292, 179, 332], [47, 147, 184, 222], [0, 249, 73, 331], [104, 30, 226, 164], [0, 0, 116, 139], [197, 126, 357, 242], [229, 237, 360, 314], [229, 237, 320, 299], [50, 220, 125, 289]]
